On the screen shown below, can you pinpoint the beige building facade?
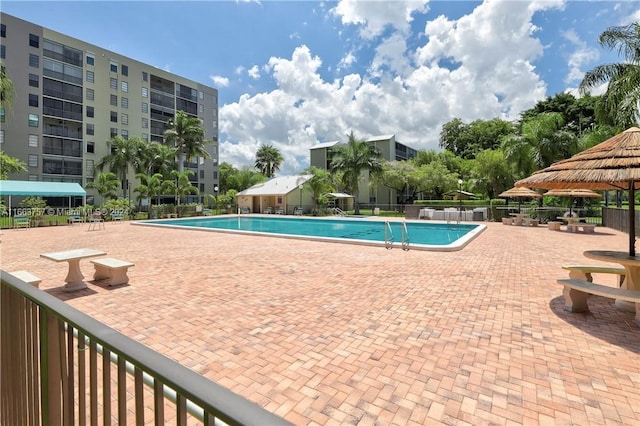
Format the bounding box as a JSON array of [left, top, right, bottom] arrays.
[[0, 13, 219, 205]]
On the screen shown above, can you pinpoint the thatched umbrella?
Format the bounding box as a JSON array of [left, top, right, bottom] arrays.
[[499, 187, 542, 213], [516, 127, 640, 255], [543, 189, 602, 217]]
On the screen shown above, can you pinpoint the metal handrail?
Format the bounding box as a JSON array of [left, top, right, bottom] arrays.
[[333, 207, 347, 216], [1, 272, 291, 425], [384, 221, 394, 249], [401, 221, 410, 251]]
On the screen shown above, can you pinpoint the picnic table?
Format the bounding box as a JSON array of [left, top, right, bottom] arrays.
[[583, 250, 640, 312], [40, 248, 106, 292]]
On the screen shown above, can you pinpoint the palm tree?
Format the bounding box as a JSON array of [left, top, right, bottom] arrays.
[[134, 172, 164, 217], [163, 110, 211, 173], [303, 166, 335, 211], [254, 144, 284, 177], [139, 141, 176, 176], [86, 172, 120, 201], [95, 136, 143, 196], [579, 22, 640, 128], [501, 113, 578, 179], [165, 170, 199, 207], [330, 131, 383, 215]]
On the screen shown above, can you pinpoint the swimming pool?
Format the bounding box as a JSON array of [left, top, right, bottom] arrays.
[[137, 216, 486, 251]]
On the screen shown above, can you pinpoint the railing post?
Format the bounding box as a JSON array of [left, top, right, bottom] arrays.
[[40, 309, 63, 425]]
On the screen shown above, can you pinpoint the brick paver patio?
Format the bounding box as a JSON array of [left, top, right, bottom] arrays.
[[2, 219, 639, 425]]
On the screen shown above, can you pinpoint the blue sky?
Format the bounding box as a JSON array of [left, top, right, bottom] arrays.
[[4, 0, 640, 174]]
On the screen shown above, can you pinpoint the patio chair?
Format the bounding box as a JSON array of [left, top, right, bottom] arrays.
[[293, 207, 303, 215], [264, 206, 273, 214], [88, 212, 105, 231]]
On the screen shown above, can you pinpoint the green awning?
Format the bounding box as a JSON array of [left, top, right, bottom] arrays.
[[0, 180, 86, 196]]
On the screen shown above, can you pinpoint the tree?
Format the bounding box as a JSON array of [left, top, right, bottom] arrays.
[[501, 112, 579, 179], [86, 172, 120, 201], [439, 118, 516, 159], [0, 66, 14, 110], [412, 162, 459, 200], [471, 149, 513, 199], [330, 131, 383, 214], [254, 144, 284, 178], [303, 166, 335, 210], [375, 161, 415, 204], [95, 136, 144, 196], [163, 110, 211, 173], [0, 150, 26, 179], [134, 172, 165, 216], [166, 170, 199, 206], [139, 141, 176, 177], [579, 22, 640, 128]]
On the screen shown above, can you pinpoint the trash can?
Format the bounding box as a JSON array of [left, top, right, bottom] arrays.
[[472, 208, 487, 221]]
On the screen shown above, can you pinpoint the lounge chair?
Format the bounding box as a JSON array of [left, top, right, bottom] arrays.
[[293, 207, 303, 215], [264, 207, 273, 214]]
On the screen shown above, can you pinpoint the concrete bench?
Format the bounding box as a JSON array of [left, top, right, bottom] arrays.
[[562, 265, 626, 287], [548, 221, 562, 231], [10, 270, 42, 288], [558, 278, 640, 325], [524, 218, 539, 227], [502, 217, 513, 225], [90, 257, 134, 286], [567, 223, 596, 233]]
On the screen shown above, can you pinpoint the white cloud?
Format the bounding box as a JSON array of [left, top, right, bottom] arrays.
[[248, 65, 261, 79], [562, 29, 599, 84], [210, 75, 230, 87], [331, 0, 429, 39], [218, 0, 570, 175]]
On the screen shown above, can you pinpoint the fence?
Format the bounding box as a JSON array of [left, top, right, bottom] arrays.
[[1, 271, 291, 426]]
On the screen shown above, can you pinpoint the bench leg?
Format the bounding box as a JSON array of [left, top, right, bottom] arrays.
[[93, 264, 111, 281], [562, 286, 590, 312], [109, 268, 130, 286], [568, 271, 593, 282], [636, 303, 640, 327]]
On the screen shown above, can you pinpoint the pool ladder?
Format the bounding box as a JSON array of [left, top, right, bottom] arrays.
[[384, 221, 410, 251]]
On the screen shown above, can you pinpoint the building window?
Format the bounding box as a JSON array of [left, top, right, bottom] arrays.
[[199, 91, 204, 100], [142, 118, 148, 128], [86, 88, 94, 100], [110, 127, 118, 138], [121, 81, 128, 92], [110, 94, 117, 106], [142, 133, 148, 141], [121, 129, 128, 139], [121, 113, 128, 125], [121, 64, 128, 76], [110, 60, 118, 73], [86, 123, 94, 135], [28, 134, 38, 147], [29, 73, 39, 87], [0, 130, 4, 144], [86, 141, 95, 153], [141, 87, 148, 98], [86, 70, 94, 83], [28, 94, 39, 107], [28, 155, 38, 168], [86, 53, 94, 66], [86, 106, 94, 118], [110, 111, 117, 122], [199, 104, 204, 113], [29, 34, 39, 48], [121, 97, 128, 108], [0, 108, 4, 122], [29, 54, 39, 67], [141, 102, 148, 113], [142, 71, 148, 81], [86, 159, 94, 172], [0, 45, 4, 59], [0, 24, 5, 38], [28, 113, 39, 127], [110, 77, 117, 90]]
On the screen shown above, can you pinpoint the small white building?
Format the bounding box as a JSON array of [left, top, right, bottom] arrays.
[[236, 175, 313, 214]]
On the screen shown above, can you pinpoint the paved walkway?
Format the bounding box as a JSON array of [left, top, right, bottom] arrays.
[[2, 219, 639, 425]]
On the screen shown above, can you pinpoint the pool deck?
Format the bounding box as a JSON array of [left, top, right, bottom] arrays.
[[2, 218, 640, 424]]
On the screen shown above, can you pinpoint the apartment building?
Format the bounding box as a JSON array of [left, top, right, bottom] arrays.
[[309, 134, 417, 206], [0, 13, 219, 205]]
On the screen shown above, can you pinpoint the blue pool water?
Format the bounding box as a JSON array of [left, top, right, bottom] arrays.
[[138, 216, 485, 251]]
